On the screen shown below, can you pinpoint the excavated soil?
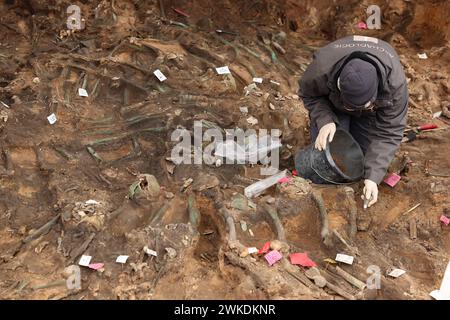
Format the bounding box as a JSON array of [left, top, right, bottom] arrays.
[[0, 0, 449, 300]]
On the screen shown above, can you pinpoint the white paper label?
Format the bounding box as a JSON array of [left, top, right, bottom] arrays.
[[216, 66, 230, 75], [353, 35, 378, 43], [418, 53, 428, 60], [253, 77, 263, 83], [47, 113, 57, 125], [388, 268, 406, 278], [440, 261, 450, 293], [78, 88, 88, 97], [269, 80, 280, 86], [247, 247, 258, 254], [144, 247, 157, 256], [430, 260, 450, 300], [116, 255, 129, 264], [430, 290, 447, 300], [153, 69, 167, 82], [78, 255, 92, 267], [85, 199, 99, 205], [433, 111, 442, 119], [335, 254, 354, 265]]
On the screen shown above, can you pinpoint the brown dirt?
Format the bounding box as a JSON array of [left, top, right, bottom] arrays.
[[0, 0, 449, 300]]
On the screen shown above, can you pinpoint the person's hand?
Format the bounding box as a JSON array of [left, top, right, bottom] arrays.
[[361, 179, 378, 208], [315, 122, 336, 151]]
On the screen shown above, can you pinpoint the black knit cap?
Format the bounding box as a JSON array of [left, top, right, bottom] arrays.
[[338, 58, 378, 109]]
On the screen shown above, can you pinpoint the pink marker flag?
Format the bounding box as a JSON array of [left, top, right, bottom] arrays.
[[384, 173, 401, 187], [265, 250, 282, 266], [278, 176, 292, 184], [440, 215, 450, 226], [88, 263, 105, 270], [357, 21, 368, 29]]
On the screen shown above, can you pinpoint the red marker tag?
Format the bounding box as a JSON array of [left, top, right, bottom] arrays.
[[418, 124, 438, 131], [258, 242, 271, 255], [172, 7, 190, 17], [289, 253, 317, 267]]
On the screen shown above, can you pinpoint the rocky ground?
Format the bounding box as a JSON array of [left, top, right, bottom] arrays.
[[0, 0, 449, 300]]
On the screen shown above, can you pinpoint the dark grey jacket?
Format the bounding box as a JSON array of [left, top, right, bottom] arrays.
[[299, 35, 408, 184]]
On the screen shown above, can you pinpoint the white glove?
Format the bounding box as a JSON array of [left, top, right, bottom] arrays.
[[315, 122, 336, 151], [362, 179, 378, 208]]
